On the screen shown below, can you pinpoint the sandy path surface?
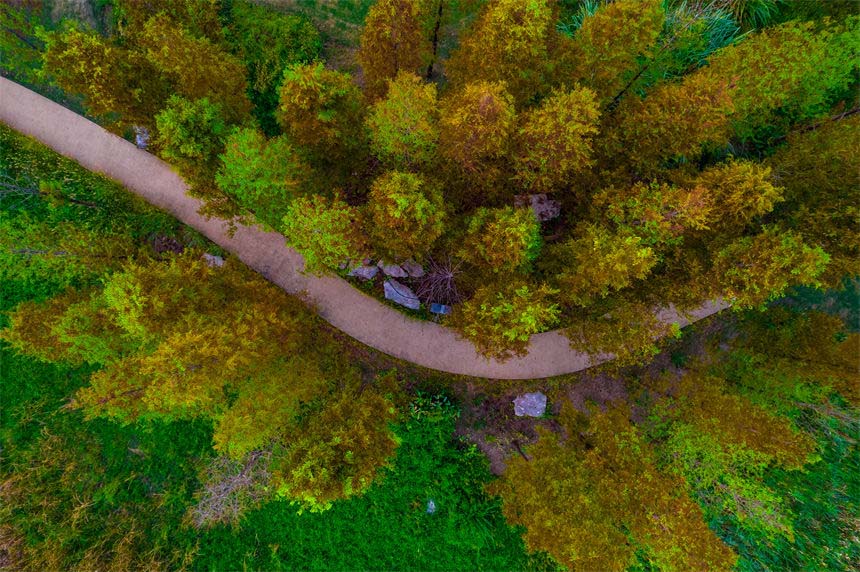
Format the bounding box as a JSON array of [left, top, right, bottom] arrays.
[[0, 77, 727, 379]]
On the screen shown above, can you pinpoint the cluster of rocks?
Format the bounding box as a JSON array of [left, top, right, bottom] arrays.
[[346, 194, 561, 313], [348, 259, 425, 310]]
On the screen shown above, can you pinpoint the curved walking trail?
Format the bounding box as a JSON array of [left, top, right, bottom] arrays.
[[0, 78, 727, 379]]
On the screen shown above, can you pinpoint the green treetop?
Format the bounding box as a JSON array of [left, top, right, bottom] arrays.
[[453, 280, 560, 360], [282, 194, 370, 273], [365, 171, 446, 261], [366, 72, 440, 169], [216, 127, 312, 229], [458, 207, 540, 274]]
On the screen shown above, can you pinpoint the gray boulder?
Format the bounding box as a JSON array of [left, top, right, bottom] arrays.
[[515, 193, 561, 222], [513, 392, 547, 417], [349, 264, 379, 281], [402, 260, 425, 278], [384, 279, 421, 310], [378, 260, 408, 278]]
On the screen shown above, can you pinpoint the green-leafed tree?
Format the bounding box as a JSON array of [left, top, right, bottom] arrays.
[[3, 252, 316, 424], [282, 194, 370, 273], [453, 280, 559, 360], [0, 212, 137, 289], [644, 365, 819, 541], [155, 96, 231, 186], [733, 306, 860, 406], [712, 227, 829, 310], [216, 127, 312, 228], [224, 1, 321, 133], [702, 17, 859, 141], [366, 72, 439, 169], [592, 182, 712, 249], [458, 207, 540, 274], [212, 357, 331, 459], [0, 3, 46, 84]]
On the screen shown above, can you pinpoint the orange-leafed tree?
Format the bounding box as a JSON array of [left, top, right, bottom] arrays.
[[139, 13, 251, 123], [438, 80, 516, 176], [488, 404, 737, 571], [765, 113, 860, 287], [565, 0, 665, 104], [605, 69, 733, 175], [357, 0, 430, 100], [445, 0, 554, 103], [42, 26, 169, 131], [512, 85, 600, 193], [458, 206, 540, 275], [548, 224, 658, 308], [690, 159, 783, 230]]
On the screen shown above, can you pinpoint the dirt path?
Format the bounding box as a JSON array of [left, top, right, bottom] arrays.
[[0, 77, 728, 379]]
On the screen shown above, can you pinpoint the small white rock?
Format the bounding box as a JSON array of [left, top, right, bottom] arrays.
[[202, 253, 225, 268], [513, 392, 547, 417]]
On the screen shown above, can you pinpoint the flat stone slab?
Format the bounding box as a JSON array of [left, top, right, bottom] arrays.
[[384, 279, 420, 310], [513, 392, 547, 417], [349, 264, 379, 280], [378, 261, 408, 278], [402, 260, 425, 278]]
